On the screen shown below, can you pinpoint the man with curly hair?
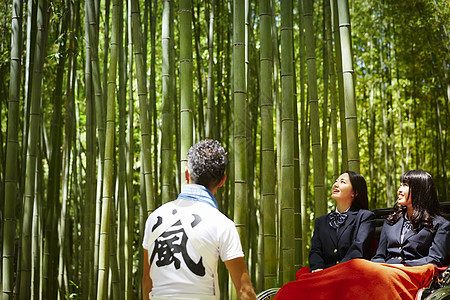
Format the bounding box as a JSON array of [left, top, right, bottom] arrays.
[[142, 140, 256, 300]]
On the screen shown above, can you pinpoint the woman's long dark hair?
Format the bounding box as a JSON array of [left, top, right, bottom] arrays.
[[386, 169, 441, 230], [347, 171, 369, 210]]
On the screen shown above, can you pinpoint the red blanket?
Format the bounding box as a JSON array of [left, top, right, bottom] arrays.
[[274, 259, 435, 300]]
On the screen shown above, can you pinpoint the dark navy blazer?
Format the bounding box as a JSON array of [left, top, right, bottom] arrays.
[[309, 207, 376, 271], [371, 215, 450, 267]]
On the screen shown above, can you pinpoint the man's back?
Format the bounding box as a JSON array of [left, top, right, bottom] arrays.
[[143, 195, 243, 298], [142, 140, 255, 300]]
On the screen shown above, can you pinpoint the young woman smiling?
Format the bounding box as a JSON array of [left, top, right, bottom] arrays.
[[309, 171, 376, 272], [371, 169, 450, 267]]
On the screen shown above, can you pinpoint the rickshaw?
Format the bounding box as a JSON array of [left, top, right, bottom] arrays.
[[256, 203, 450, 300]]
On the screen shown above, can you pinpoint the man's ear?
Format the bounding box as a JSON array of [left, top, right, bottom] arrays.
[[185, 167, 190, 184], [218, 174, 227, 187]]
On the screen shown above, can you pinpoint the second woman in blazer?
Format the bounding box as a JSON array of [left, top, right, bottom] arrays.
[[371, 169, 450, 267], [309, 171, 375, 272]]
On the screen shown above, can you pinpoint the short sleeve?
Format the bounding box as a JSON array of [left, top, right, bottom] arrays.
[[142, 215, 154, 250], [219, 221, 244, 262]]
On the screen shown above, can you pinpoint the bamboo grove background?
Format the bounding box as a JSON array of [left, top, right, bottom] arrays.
[[0, 0, 449, 299]]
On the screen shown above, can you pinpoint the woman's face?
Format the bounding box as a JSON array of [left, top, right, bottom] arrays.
[[398, 182, 411, 208], [331, 173, 354, 202]]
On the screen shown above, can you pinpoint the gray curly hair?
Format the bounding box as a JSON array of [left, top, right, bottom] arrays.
[[187, 140, 228, 188]]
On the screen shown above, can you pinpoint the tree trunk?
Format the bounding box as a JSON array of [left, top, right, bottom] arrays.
[[117, 0, 127, 297], [298, 0, 309, 268], [161, 0, 174, 204], [19, 0, 48, 298], [259, 0, 276, 289], [330, 0, 347, 172], [83, 0, 98, 297], [233, 0, 248, 281], [180, 0, 194, 184], [131, 0, 155, 214], [96, 0, 120, 295], [192, 2, 205, 140], [280, 0, 295, 284], [150, 0, 159, 206], [206, 0, 216, 139], [325, 0, 339, 180], [21, 0, 37, 198], [338, 0, 360, 172], [304, 0, 326, 218], [2, 0, 22, 297]]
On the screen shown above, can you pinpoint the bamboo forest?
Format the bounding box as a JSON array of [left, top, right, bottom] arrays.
[[0, 0, 449, 299]]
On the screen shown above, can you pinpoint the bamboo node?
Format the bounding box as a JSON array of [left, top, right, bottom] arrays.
[[234, 90, 247, 95], [281, 164, 294, 167], [263, 234, 277, 238], [280, 204, 294, 209], [281, 117, 294, 122], [234, 180, 247, 184], [260, 103, 273, 108]]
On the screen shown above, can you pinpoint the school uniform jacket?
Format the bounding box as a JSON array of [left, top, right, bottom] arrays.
[[371, 215, 450, 267], [309, 206, 376, 271]]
